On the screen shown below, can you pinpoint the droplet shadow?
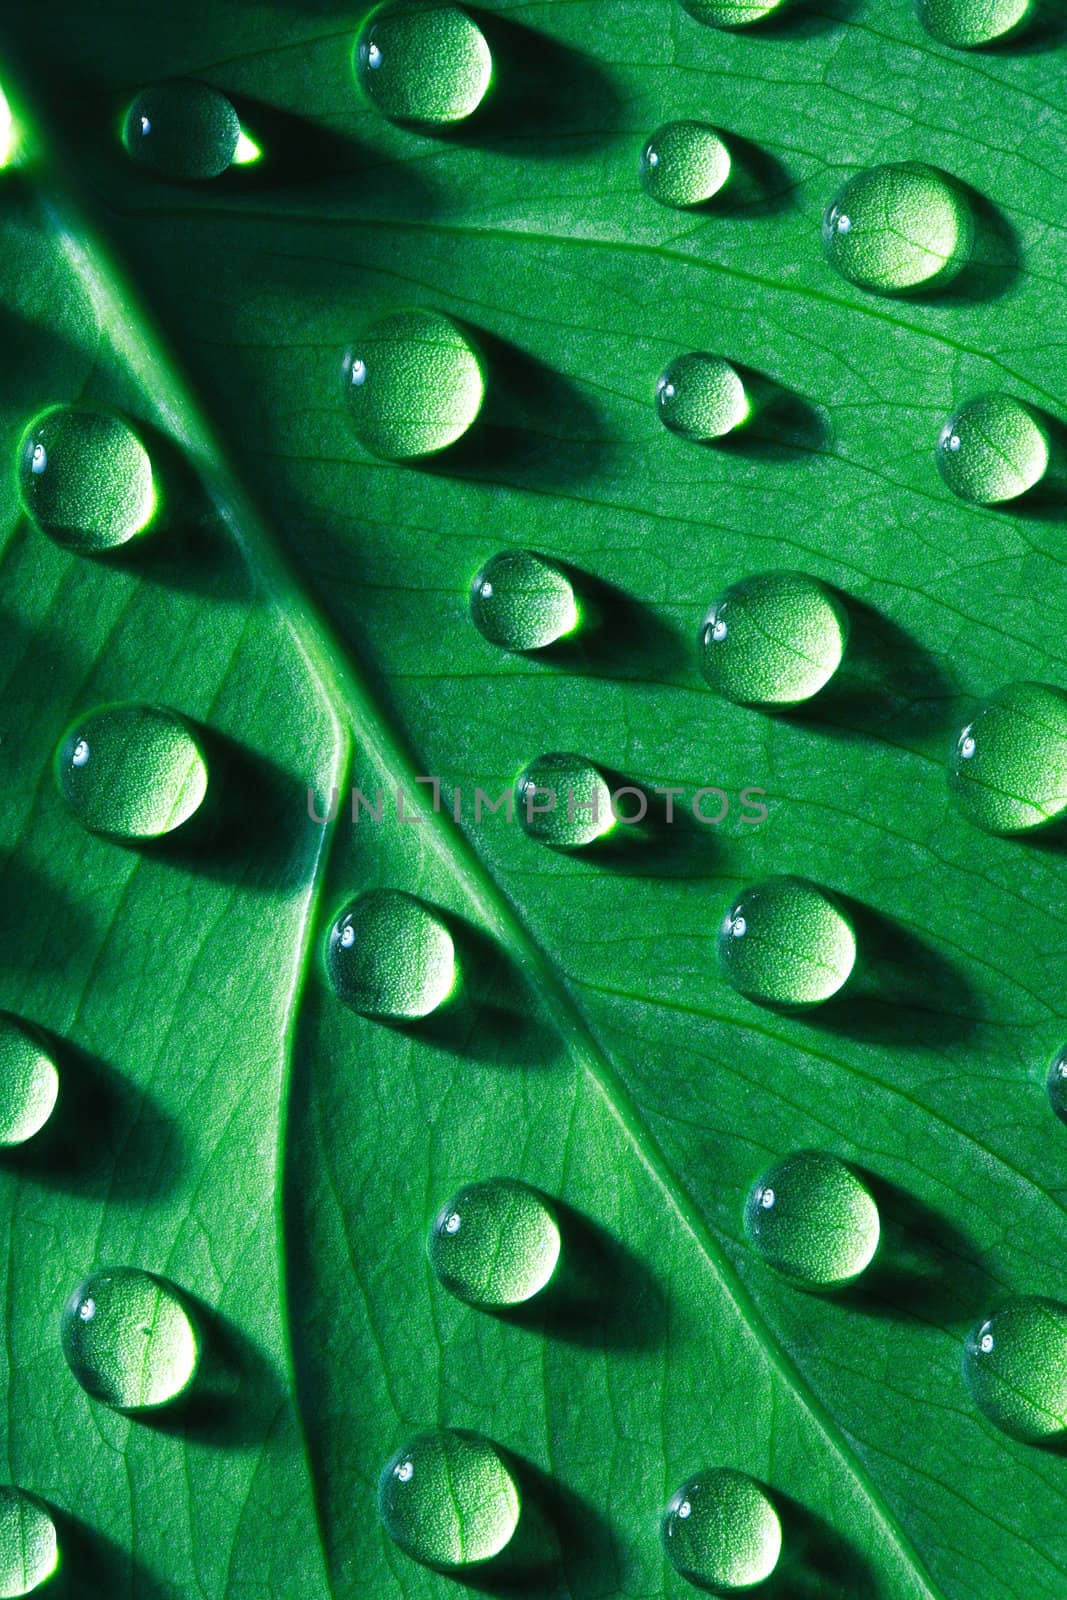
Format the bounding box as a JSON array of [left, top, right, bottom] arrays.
[[760, 1491, 878, 1599], [580, 767, 724, 880], [715, 367, 829, 461], [0, 857, 98, 974], [528, 566, 691, 683], [845, 1173, 996, 1323], [926, 184, 1022, 306], [711, 134, 796, 218], [51, 1507, 172, 1599], [463, 1451, 621, 1598]]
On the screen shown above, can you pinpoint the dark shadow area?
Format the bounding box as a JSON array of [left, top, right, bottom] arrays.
[[710, 134, 796, 218], [463, 1451, 620, 1598], [0, 857, 96, 973], [715, 366, 830, 461], [926, 184, 1022, 306], [574, 766, 724, 881], [978, 0, 1067, 53], [51, 1508, 172, 1600], [846, 1173, 994, 1323], [517, 565, 692, 685], [760, 1492, 878, 1599]]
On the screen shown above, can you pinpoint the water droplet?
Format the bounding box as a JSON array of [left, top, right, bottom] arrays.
[[17, 407, 155, 553], [1047, 1046, 1067, 1125], [639, 121, 731, 208], [917, 0, 1032, 47], [0, 1488, 58, 1596], [679, 0, 791, 28], [326, 889, 456, 1019], [56, 705, 208, 839], [948, 681, 1067, 835], [0, 1015, 58, 1148], [428, 1177, 561, 1307], [515, 752, 614, 848], [822, 162, 973, 294], [963, 1297, 1067, 1442], [122, 82, 242, 180], [354, 3, 492, 125], [744, 1150, 880, 1289], [60, 1267, 199, 1410], [470, 550, 579, 651], [656, 354, 749, 442], [718, 876, 856, 1008], [699, 571, 849, 707], [343, 309, 485, 460], [936, 394, 1050, 504], [663, 1468, 781, 1590], [378, 1429, 520, 1569]]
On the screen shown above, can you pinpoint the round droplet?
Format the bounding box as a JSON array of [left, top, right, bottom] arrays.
[[936, 394, 1049, 504], [640, 121, 731, 208], [822, 162, 973, 294], [0, 1015, 59, 1148], [17, 406, 155, 553], [718, 876, 856, 1008], [948, 681, 1067, 835], [917, 0, 1032, 47], [122, 82, 241, 180], [378, 1429, 520, 1569], [428, 1178, 561, 1307], [354, 3, 492, 125], [470, 550, 579, 651], [56, 705, 208, 840], [60, 1267, 199, 1410], [515, 752, 614, 848], [343, 309, 485, 460], [679, 0, 791, 27], [656, 354, 749, 442], [326, 889, 456, 1019], [0, 1488, 58, 1597], [963, 1297, 1067, 1442], [1047, 1046, 1067, 1125], [700, 571, 849, 707], [744, 1150, 880, 1289], [663, 1468, 781, 1590]]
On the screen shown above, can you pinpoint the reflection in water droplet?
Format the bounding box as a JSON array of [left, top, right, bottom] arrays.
[[936, 394, 1050, 504], [947, 681, 1067, 835], [326, 889, 456, 1019], [515, 752, 614, 848], [917, 0, 1032, 47], [17, 406, 155, 553], [0, 1488, 58, 1597], [963, 1297, 1067, 1442], [428, 1177, 560, 1307], [378, 1429, 521, 1569], [679, 0, 791, 28], [60, 1267, 199, 1410], [639, 121, 731, 208], [354, 2, 492, 124], [343, 309, 485, 460], [744, 1150, 880, 1289], [663, 1468, 781, 1590], [470, 550, 579, 651], [56, 704, 208, 839], [699, 571, 849, 707], [822, 162, 973, 294], [718, 876, 856, 1008], [0, 1015, 59, 1148], [656, 354, 749, 442], [123, 81, 242, 180]]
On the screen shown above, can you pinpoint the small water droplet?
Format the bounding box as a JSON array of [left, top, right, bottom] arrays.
[[470, 550, 579, 651], [917, 0, 1032, 48], [326, 889, 456, 1019], [354, 3, 492, 125], [1048, 1046, 1067, 1125], [428, 1177, 561, 1308], [639, 120, 731, 208], [745, 1150, 879, 1289], [60, 1267, 199, 1410], [515, 752, 614, 849], [0, 1487, 58, 1596], [378, 1429, 520, 1569], [936, 394, 1050, 504], [0, 1014, 59, 1148], [963, 1296, 1067, 1442], [679, 0, 792, 28], [822, 162, 973, 294], [343, 309, 485, 460], [718, 876, 856, 1008], [663, 1468, 781, 1590], [700, 572, 849, 708], [56, 705, 208, 840], [123, 81, 242, 180], [18, 406, 155, 553], [948, 681, 1067, 835], [656, 354, 749, 442]]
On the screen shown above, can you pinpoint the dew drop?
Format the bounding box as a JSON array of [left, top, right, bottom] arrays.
[[470, 550, 579, 651], [354, 2, 492, 125], [639, 121, 731, 208], [326, 889, 456, 1019], [343, 309, 485, 460], [56, 705, 208, 840], [744, 1150, 879, 1289], [122, 81, 242, 180], [428, 1177, 561, 1308], [936, 393, 1050, 504], [60, 1267, 199, 1410], [656, 354, 748, 442], [378, 1429, 520, 1569], [515, 752, 614, 848], [699, 571, 849, 707], [0, 1015, 59, 1148], [17, 406, 155, 554], [0, 1488, 58, 1597], [662, 1468, 781, 1590], [963, 1297, 1067, 1442], [679, 0, 792, 28], [717, 876, 856, 1008], [822, 162, 973, 294], [1047, 1046, 1067, 1125], [947, 681, 1067, 835], [917, 0, 1032, 47]]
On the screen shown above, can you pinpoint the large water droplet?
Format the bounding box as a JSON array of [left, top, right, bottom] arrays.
[[663, 1468, 781, 1590], [378, 1429, 521, 1569], [0, 1015, 58, 1148], [470, 550, 579, 651], [428, 1178, 560, 1307], [640, 121, 731, 208], [917, 0, 1032, 47], [56, 705, 209, 839], [700, 570, 848, 707], [60, 1267, 199, 1410], [1046, 1046, 1067, 1125], [744, 1150, 880, 1289], [123, 82, 241, 179], [326, 889, 456, 1019], [354, 3, 492, 124], [343, 309, 485, 460], [936, 394, 1049, 504], [0, 1489, 58, 1597], [948, 681, 1067, 835], [516, 752, 614, 848], [679, 0, 791, 28], [963, 1297, 1067, 1442], [17, 407, 155, 553], [656, 354, 749, 442], [718, 876, 856, 1007], [822, 162, 973, 294]]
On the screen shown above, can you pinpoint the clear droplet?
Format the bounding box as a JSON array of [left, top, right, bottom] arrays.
[[470, 550, 579, 651], [656, 354, 749, 442], [744, 1150, 880, 1289], [515, 752, 614, 848], [679, 0, 791, 28], [17, 406, 155, 553], [1047, 1046, 1067, 1125], [354, 3, 492, 125], [378, 1429, 521, 1569], [822, 162, 974, 294], [122, 82, 242, 179], [936, 394, 1050, 504], [60, 1267, 199, 1410], [343, 309, 485, 460], [700, 571, 849, 707], [718, 876, 856, 1008], [917, 0, 1032, 47], [948, 681, 1067, 835], [663, 1468, 781, 1590], [0, 1488, 58, 1597], [56, 705, 208, 840], [963, 1297, 1067, 1442], [639, 121, 731, 208], [0, 1015, 58, 1148], [326, 889, 456, 1019], [428, 1177, 561, 1307]]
